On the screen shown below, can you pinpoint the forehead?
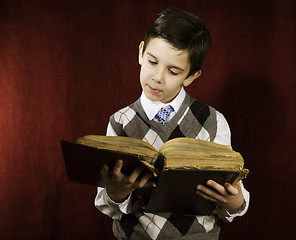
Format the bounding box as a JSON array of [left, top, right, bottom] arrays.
[[145, 37, 190, 69]]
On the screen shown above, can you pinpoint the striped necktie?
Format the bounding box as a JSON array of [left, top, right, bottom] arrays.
[[155, 105, 174, 125]]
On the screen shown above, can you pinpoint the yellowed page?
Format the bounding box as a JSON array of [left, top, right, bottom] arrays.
[[81, 135, 157, 151], [161, 151, 244, 171], [159, 138, 244, 171], [159, 138, 232, 153], [76, 135, 159, 165]]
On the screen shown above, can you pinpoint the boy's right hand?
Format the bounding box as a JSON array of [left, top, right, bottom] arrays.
[[100, 159, 156, 203]]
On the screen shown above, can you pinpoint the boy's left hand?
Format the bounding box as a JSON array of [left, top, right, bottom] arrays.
[[196, 180, 245, 213]]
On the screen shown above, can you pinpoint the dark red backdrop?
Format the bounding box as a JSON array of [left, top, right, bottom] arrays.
[[1, 0, 295, 239]]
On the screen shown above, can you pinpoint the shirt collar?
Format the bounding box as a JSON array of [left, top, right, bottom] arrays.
[[140, 87, 186, 120]]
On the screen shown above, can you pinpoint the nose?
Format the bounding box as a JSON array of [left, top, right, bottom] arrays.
[[153, 67, 165, 83]]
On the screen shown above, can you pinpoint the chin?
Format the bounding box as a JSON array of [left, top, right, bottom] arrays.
[[148, 96, 161, 102], [144, 91, 160, 101]]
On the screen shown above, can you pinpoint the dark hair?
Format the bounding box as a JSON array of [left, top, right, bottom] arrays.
[[143, 8, 211, 77]]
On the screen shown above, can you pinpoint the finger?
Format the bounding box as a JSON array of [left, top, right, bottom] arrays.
[[100, 164, 109, 180], [137, 173, 154, 188], [128, 167, 144, 184], [196, 184, 225, 203], [206, 180, 227, 196], [224, 183, 239, 195], [145, 181, 157, 188], [196, 189, 218, 203], [113, 159, 123, 175]]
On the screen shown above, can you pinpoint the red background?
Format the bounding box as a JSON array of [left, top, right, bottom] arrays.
[[1, 0, 295, 239]]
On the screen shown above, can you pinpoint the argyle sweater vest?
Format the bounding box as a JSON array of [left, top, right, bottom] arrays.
[[109, 93, 221, 240]]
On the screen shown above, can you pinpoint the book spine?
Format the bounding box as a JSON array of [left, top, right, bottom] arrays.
[[233, 168, 249, 184]]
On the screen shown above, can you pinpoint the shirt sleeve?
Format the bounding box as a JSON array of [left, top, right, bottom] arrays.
[[214, 111, 250, 222], [213, 110, 231, 147], [217, 182, 250, 222], [94, 187, 132, 220], [94, 122, 132, 220]]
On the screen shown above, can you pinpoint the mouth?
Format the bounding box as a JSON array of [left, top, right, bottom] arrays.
[[148, 85, 161, 93]]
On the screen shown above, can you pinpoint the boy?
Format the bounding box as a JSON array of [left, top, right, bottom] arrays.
[[95, 8, 249, 240]]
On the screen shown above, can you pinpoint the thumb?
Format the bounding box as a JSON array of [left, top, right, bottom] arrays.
[[224, 183, 239, 195]]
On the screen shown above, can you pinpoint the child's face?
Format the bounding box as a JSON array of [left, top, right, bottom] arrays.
[[138, 37, 200, 103]]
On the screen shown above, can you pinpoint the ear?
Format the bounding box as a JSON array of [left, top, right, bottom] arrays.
[[138, 41, 144, 65], [183, 70, 202, 87]]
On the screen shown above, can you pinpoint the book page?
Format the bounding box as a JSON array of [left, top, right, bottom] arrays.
[[162, 151, 244, 171], [76, 135, 159, 165], [80, 135, 157, 151], [159, 138, 232, 152], [159, 138, 244, 171]]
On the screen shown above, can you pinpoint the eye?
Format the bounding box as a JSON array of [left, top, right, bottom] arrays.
[[169, 69, 178, 76], [148, 60, 157, 66]]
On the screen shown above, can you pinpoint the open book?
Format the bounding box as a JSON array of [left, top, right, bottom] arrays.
[[61, 135, 249, 215]]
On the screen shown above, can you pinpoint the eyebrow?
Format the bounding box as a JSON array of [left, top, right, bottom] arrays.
[[147, 52, 185, 72]]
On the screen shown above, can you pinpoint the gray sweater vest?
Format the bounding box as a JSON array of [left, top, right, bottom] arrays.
[[108, 94, 221, 240], [110, 93, 217, 150]]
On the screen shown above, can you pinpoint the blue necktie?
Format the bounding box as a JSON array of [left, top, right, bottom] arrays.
[[155, 105, 174, 125]]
